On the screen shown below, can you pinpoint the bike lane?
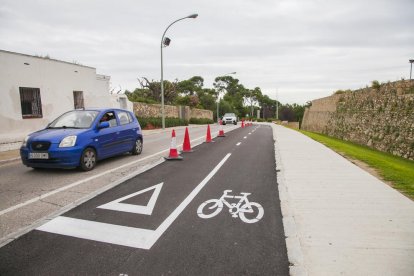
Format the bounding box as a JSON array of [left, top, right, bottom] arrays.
[[0, 125, 288, 275]]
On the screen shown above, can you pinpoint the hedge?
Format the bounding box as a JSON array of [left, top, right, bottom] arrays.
[[189, 118, 214, 124], [137, 117, 188, 129]]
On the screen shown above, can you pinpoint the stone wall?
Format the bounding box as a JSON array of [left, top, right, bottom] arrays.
[[301, 94, 342, 132], [133, 102, 213, 121], [302, 80, 414, 160], [189, 108, 214, 120]]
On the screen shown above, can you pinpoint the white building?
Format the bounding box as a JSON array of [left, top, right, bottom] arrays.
[[0, 50, 131, 151]]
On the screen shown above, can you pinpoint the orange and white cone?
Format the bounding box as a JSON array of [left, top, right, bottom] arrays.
[[217, 122, 225, 137], [165, 129, 183, 160], [182, 127, 193, 153], [205, 124, 214, 143], [241, 120, 245, 128]]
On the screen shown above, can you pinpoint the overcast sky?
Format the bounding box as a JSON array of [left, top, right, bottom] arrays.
[[1, 0, 413, 104]]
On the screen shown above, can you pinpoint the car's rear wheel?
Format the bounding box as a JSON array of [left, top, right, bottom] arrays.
[[80, 147, 96, 171], [132, 138, 143, 155]]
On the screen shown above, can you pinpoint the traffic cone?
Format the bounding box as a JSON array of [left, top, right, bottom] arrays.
[[205, 124, 214, 143], [182, 127, 193, 153], [218, 122, 225, 137], [165, 129, 183, 160], [241, 120, 245, 128]]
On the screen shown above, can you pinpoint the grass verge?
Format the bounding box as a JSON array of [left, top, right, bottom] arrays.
[[299, 130, 414, 200]]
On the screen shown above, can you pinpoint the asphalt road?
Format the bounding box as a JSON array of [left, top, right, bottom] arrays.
[[0, 124, 238, 243], [0, 125, 289, 275]]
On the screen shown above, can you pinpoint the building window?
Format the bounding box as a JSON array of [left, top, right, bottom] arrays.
[[73, 91, 84, 109], [19, 87, 43, 118]]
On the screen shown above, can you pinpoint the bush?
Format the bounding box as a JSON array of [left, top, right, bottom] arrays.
[[189, 118, 214, 124], [372, 80, 381, 90], [137, 117, 188, 129]]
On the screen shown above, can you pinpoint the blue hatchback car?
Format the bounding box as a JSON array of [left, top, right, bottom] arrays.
[[20, 108, 143, 171]]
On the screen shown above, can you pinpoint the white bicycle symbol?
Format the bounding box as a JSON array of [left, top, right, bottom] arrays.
[[197, 190, 264, 224]]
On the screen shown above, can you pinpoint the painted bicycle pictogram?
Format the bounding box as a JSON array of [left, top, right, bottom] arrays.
[[197, 190, 264, 223]]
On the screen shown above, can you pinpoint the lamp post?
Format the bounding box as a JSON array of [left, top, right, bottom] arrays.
[[410, 59, 414, 81], [217, 72, 236, 123], [160, 14, 198, 129], [250, 89, 253, 118]]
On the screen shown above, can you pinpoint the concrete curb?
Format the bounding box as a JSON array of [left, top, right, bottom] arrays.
[[0, 157, 20, 165], [270, 123, 308, 276]]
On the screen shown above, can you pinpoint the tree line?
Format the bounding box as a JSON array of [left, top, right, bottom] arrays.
[[125, 76, 310, 124]]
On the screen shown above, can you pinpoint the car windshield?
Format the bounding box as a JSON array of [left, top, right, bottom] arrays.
[[224, 113, 235, 117], [48, 110, 99, 129]]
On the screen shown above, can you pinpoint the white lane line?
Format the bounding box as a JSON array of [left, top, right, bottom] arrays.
[[0, 136, 204, 216], [37, 153, 232, 249], [236, 142, 241, 146], [243, 136, 247, 139], [248, 133, 252, 135]]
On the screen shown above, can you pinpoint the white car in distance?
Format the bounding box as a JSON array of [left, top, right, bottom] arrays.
[[222, 113, 238, 125]]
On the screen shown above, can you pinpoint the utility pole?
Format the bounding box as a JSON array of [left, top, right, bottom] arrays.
[[275, 89, 279, 120], [276, 101, 278, 120]]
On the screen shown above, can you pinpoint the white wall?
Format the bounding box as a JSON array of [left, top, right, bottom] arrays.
[[0, 50, 111, 151], [109, 94, 133, 111]]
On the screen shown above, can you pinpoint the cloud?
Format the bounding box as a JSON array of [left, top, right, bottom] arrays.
[[1, 0, 413, 104]]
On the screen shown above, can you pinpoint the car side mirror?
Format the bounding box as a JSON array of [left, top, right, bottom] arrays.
[[98, 121, 110, 129]]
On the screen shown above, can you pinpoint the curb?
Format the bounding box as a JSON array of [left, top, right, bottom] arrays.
[[0, 157, 20, 165], [271, 123, 308, 276]]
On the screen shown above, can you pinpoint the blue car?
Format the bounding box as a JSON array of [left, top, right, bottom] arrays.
[[20, 108, 143, 171]]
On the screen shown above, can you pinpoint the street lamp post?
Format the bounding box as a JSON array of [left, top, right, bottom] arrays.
[[160, 14, 198, 129], [410, 59, 414, 81], [217, 72, 236, 123], [250, 90, 253, 118]]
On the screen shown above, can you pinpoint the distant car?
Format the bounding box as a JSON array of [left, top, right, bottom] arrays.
[[20, 108, 143, 171], [222, 113, 238, 125]]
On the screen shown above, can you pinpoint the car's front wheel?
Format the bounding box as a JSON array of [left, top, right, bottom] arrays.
[[80, 147, 96, 171], [132, 138, 143, 155]]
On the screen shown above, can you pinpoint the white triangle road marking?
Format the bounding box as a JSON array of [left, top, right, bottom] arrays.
[[97, 183, 163, 215]]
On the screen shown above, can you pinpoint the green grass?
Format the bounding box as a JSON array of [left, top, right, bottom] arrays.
[[299, 130, 414, 200]]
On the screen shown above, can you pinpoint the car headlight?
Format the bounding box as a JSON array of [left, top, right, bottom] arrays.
[[22, 136, 30, 147], [59, 135, 77, 148]]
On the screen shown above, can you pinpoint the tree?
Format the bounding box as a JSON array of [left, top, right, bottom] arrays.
[[244, 87, 263, 117], [214, 76, 246, 116], [125, 77, 178, 104], [177, 76, 204, 95]]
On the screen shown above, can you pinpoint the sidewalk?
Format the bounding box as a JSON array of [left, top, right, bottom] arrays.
[[273, 124, 414, 276]]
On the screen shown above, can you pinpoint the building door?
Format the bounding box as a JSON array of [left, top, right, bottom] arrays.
[[73, 91, 84, 109], [119, 97, 127, 109]]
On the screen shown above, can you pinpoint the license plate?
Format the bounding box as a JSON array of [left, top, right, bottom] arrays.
[[29, 152, 49, 159]]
